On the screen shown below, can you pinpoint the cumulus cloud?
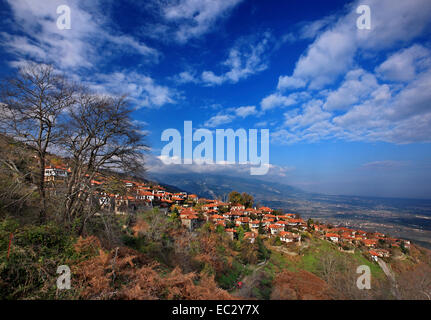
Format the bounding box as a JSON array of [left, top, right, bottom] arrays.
[[1, 0, 179, 109], [1, 0, 158, 69], [277, 0, 431, 90], [376, 44, 431, 82], [82, 71, 177, 109], [263, 0, 431, 145], [260, 93, 297, 111], [323, 69, 379, 111]]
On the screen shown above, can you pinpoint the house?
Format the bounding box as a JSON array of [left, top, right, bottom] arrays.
[[279, 214, 296, 220], [202, 203, 219, 211], [341, 232, 355, 243], [231, 204, 245, 211], [259, 206, 273, 213], [244, 232, 256, 243], [362, 239, 378, 248], [279, 231, 300, 243], [187, 194, 198, 202], [223, 212, 234, 220], [136, 190, 155, 201], [268, 224, 283, 236], [210, 214, 224, 222], [180, 214, 200, 231], [261, 219, 274, 226], [225, 228, 237, 240], [231, 211, 245, 219], [44, 166, 68, 182], [172, 196, 185, 205], [325, 233, 339, 243], [263, 213, 277, 220], [235, 216, 251, 226], [287, 219, 303, 227], [369, 249, 390, 261], [275, 220, 289, 228], [249, 220, 261, 231]]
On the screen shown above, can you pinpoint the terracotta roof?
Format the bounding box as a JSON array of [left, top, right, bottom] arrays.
[[326, 233, 339, 238]]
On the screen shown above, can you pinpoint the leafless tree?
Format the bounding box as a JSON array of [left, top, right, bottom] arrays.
[[58, 92, 147, 233], [0, 63, 75, 222]]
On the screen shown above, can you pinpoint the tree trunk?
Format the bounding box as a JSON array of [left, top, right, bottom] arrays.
[[38, 154, 47, 223]]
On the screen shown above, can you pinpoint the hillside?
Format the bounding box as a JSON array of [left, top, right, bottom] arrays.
[[1, 136, 431, 300]]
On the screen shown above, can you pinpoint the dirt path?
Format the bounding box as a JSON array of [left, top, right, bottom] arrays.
[[268, 245, 298, 256], [377, 257, 400, 298], [231, 260, 268, 298]]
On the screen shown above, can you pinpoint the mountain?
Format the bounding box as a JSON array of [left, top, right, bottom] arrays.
[[149, 172, 306, 203]]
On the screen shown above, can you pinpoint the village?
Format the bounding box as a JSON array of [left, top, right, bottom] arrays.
[[45, 164, 412, 263]]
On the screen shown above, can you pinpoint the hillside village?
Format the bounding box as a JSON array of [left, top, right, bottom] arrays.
[[45, 163, 412, 264]]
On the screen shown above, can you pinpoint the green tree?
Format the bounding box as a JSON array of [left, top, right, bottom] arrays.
[[258, 221, 265, 235], [241, 192, 254, 208], [257, 237, 270, 261], [228, 191, 242, 204], [237, 225, 245, 241]]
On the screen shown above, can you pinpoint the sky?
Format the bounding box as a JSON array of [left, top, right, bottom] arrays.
[[1, 0, 431, 199]]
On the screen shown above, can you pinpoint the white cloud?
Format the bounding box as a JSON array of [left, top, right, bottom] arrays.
[[2, 0, 159, 69], [0, 1, 182, 109], [201, 32, 272, 86], [260, 93, 297, 111], [277, 76, 306, 90], [323, 69, 379, 111], [235, 106, 257, 118], [277, 0, 431, 90], [203, 105, 258, 128], [264, 0, 431, 145], [201, 71, 225, 86], [88, 71, 177, 109], [376, 44, 431, 82], [156, 0, 243, 43], [147, 153, 294, 181], [204, 114, 234, 127], [284, 100, 331, 130]]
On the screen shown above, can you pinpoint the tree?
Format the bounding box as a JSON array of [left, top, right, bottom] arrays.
[[58, 93, 146, 232], [258, 221, 265, 235], [237, 225, 245, 241], [228, 191, 242, 204], [228, 191, 254, 208], [0, 63, 76, 222], [241, 192, 254, 208]]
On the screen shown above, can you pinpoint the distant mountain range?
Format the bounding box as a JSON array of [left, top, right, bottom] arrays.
[[150, 172, 306, 204]]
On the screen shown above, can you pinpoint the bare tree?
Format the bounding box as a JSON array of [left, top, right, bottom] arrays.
[[58, 92, 147, 233], [0, 63, 75, 222]]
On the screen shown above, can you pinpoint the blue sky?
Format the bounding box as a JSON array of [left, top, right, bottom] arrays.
[[1, 0, 431, 198]]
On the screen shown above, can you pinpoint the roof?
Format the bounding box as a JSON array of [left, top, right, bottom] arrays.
[[260, 206, 273, 212], [325, 233, 339, 238], [268, 224, 283, 229]]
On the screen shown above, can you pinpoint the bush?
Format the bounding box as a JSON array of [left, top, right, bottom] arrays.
[[0, 219, 79, 299]]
